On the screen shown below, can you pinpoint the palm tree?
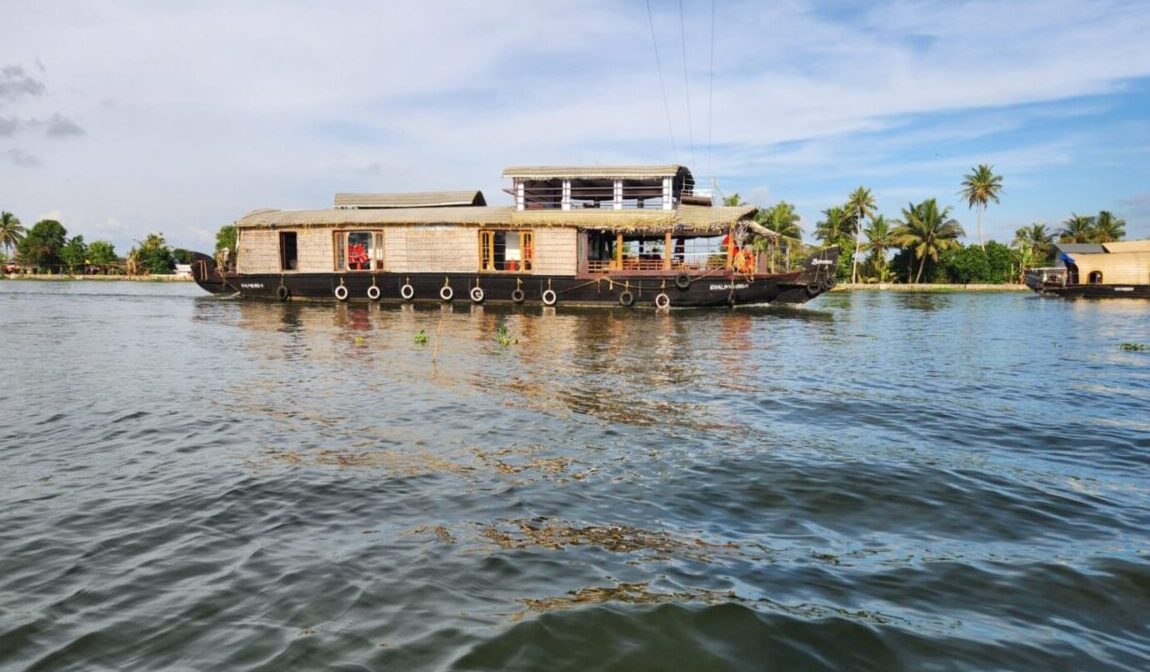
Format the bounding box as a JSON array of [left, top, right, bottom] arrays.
[[893, 198, 965, 283], [757, 201, 802, 241], [816, 205, 852, 246], [1012, 223, 1053, 263], [1093, 210, 1126, 243], [846, 186, 877, 283], [862, 215, 896, 279], [960, 164, 1003, 248], [1058, 214, 1096, 244], [751, 202, 803, 271], [0, 211, 25, 260]]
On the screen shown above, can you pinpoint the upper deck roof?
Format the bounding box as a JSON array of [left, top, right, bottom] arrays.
[[501, 165, 691, 181], [334, 190, 486, 209], [1056, 243, 1105, 255]]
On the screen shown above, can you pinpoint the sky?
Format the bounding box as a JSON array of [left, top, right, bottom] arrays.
[[2, 0, 1149, 255]]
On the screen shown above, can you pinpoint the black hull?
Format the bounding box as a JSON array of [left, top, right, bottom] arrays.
[[1029, 284, 1150, 300], [193, 247, 840, 308]]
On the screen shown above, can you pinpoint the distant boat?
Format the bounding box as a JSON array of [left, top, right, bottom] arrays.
[[1026, 240, 1150, 299], [191, 164, 839, 308]]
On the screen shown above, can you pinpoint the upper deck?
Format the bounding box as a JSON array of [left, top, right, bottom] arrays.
[[502, 164, 705, 212]]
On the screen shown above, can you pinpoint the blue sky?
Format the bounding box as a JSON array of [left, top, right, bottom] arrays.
[[2, 0, 1149, 254]]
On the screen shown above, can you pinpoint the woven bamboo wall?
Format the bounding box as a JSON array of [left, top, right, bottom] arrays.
[[238, 228, 335, 274], [298, 229, 333, 271], [386, 226, 476, 273], [239, 225, 581, 275], [237, 229, 279, 274], [533, 227, 577, 274]]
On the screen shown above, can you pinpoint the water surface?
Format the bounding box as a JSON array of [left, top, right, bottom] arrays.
[[1, 281, 1148, 670]]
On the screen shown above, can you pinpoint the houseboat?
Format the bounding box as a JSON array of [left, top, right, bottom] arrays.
[[1025, 240, 1150, 299], [191, 165, 840, 308]]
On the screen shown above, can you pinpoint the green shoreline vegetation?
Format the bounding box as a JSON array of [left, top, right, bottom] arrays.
[[0, 212, 195, 279], [3, 165, 1131, 286], [731, 164, 1129, 287]]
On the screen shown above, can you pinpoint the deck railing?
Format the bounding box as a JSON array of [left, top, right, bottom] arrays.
[[585, 252, 736, 275], [1024, 267, 1067, 290]]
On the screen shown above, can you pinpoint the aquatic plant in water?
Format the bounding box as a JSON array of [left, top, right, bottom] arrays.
[[496, 324, 517, 347], [414, 329, 429, 345], [1119, 342, 1147, 351]]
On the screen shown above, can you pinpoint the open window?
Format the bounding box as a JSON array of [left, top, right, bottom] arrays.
[[279, 232, 298, 271], [1088, 270, 1103, 284], [479, 230, 533, 271], [334, 231, 384, 271]]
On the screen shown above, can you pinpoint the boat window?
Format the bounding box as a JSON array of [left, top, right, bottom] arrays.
[[334, 231, 383, 271], [1088, 271, 1103, 284], [279, 232, 298, 271], [480, 230, 534, 272]]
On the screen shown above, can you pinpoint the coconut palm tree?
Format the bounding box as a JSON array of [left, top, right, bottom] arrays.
[[846, 186, 877, 283], [750, 202, 803, 271], [1012, 223, 1053, 262], [1093, 210, 1126, 243], [757, 201, 802, 241], [960, 164, 1003, 248], [1058, 214, 1096, 244], [816, 205, 852, 246], [893, 198, 965, 283], [0, 211, 25, 260], [862, 215, 896, 279]]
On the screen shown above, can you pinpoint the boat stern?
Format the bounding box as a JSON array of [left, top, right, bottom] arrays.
[[190, 251, 234, 295]]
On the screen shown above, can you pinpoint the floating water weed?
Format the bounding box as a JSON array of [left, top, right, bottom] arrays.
[[414, 329, 429, 345], [496, 324, 517, 347], [1119, 342, 1147, 351]]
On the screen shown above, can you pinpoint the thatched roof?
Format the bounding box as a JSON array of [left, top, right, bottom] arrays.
[[237, 206, 511, 228], [502, 165, 690, 180], [334, 191, 486, 209], [511, 205, 753, 233], [1103, 239, 1150, 253], [236, 203, 754, 234]]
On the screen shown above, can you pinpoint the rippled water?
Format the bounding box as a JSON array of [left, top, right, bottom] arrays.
[[2, 281, 1149, 671]]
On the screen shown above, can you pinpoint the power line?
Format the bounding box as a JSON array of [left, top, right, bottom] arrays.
[[678, 0, 695, 167], [707, 0, 715, 179], [646, 0, 678, 162]]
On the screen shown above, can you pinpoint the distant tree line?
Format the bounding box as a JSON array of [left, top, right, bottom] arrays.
[[776, 165, 1128, 284], [0, 210, 195, 276]]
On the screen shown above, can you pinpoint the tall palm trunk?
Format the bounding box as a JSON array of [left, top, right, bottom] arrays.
[[977, 204, 984, 249], [915, 253, 927, 284]]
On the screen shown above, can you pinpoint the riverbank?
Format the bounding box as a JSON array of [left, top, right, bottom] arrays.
[[2, 274, 193, 282], [833, 282, 1029, 292]]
